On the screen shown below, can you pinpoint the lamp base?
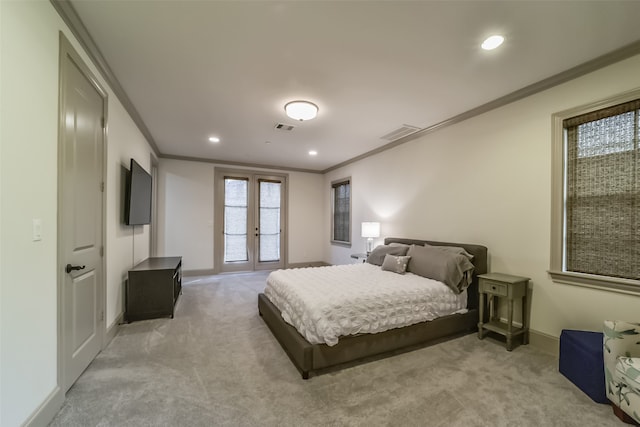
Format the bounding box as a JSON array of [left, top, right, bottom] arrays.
[[366, 238, 374, 254]]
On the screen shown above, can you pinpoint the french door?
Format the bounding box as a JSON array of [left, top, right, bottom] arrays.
[[214, 169, 287, 272]]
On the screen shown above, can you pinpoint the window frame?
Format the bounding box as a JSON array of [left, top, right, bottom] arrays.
[[549, 88, 640, 295], [330, 177, 352, 247]]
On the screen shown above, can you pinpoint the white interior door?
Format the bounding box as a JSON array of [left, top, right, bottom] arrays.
[[59, 36, 105, 392], [215, 169, 286, 273]]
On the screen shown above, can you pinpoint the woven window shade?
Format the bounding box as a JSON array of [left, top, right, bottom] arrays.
[[564, 99, 640, 280], [332, 180, 350, 242]]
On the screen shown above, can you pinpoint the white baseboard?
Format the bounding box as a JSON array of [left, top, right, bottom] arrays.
[[491, 316, 559, 357], [529, 329, 559, 357], [105, 312, 123, 347], [287, 261, 329, 268], [183, 263, 329, 277], [22, 385, 64, 427], [183, 268, 215, 277], [184, 264, 330, 276], [23, 314, 124, 427]]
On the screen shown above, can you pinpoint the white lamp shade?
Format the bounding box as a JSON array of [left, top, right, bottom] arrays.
[[361, 222, 380, 238], [285, 101, 318, 121]]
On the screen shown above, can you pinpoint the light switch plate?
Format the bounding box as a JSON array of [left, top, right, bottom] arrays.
[[32, 218, 42, 241]]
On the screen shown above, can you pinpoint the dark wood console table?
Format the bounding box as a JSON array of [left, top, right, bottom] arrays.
[[126, 256, 182, 322]]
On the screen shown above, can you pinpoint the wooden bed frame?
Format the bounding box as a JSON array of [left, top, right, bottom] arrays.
[[258, 237, 488, 379]]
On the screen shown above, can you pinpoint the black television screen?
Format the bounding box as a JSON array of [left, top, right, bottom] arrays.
[[125, 158, 152, 225]]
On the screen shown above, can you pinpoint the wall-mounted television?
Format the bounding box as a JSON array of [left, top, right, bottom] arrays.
[[125, 158, 152, 225]]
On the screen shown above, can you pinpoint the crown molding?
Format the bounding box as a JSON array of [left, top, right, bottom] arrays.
[[50, 0, 160, 156], [323, 39, 640, 173], [49, 0, 640, 175], [159, 153, 323, 174]]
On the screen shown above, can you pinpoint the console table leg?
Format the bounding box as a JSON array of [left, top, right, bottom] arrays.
[[478, 292, 485, 339], [522, 295, 529, 345], [506, 299, 514, 351]]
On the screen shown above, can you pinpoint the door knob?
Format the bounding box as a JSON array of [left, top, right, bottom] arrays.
[[66, 264, 86, 274]]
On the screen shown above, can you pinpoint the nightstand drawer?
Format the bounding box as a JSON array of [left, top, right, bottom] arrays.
[[481, 280, 508, 296]]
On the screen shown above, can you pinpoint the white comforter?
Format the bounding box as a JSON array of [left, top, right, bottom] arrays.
[[264, 263, 467, 346]]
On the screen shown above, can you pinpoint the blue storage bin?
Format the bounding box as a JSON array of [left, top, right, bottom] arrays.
[[559, 329, 608, 404]]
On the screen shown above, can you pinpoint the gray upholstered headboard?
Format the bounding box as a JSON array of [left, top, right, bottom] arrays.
[[384, 237, 488, 309]]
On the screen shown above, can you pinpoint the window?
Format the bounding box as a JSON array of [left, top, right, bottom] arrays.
[[331, 178, 351, 246], [550, 90, 640, 294]]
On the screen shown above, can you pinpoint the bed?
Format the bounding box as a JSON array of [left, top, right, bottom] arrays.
[[257, 237, 488, 379]]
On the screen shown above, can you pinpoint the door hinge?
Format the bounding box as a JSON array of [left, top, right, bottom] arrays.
[[100, 311, 104, 322], [100, 182, 104, 192], [100, 246, 104, 257], [101, 117, 106, 129]]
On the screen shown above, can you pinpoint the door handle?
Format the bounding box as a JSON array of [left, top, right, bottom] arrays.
[[66, 264, 86, 274]]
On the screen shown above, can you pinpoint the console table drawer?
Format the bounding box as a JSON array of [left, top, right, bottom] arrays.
[[480, 279, 508, 296]]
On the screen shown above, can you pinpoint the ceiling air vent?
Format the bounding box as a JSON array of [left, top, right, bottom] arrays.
[[380, 124, 420, 141], [275, 123, 295, 131]]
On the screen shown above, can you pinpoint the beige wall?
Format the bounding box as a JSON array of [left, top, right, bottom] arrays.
[[1, 3, 59, 425], [0, 2, 153, 425], [287, 170, 325, 263], [104, 100, 153, 328], [325, 53, 640, 339], [158, 158, 325, 271], [157, 159, 214, 269]]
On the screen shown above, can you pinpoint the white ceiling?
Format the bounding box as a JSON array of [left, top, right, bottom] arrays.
[[68, 0, 640, 172]]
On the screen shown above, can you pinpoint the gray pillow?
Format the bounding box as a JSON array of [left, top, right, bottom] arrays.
[[407, 244, 474, 293], [424, 243, 474, 260], [388, 242, 410, 248], [366, 245, 410, 266], [381, 254, 411, 274]]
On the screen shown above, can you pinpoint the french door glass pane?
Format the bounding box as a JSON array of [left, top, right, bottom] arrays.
[[259, 180, 281, 262], [224, 178, 248, 262]]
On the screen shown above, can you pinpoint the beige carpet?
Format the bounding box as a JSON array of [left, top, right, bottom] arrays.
[[50, 271, 619, 426]]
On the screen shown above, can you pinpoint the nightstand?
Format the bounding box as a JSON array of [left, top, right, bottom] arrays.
[[350, 253, 368, 263], [477, 272, 530, 351]]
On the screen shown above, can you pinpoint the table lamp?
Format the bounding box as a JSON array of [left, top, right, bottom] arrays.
[[361, 222, 380, 254]]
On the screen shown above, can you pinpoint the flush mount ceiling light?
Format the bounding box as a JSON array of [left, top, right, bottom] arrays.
[[481, 35, 504, 50], [284, 100, 318, 121], [208, 136, 220, 143], [308, 150, 318, 156]]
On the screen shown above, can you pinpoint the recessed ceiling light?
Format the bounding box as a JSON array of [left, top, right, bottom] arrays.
[[308, 150, 318, 156], [285, 100, 318, 121], [208, 136, 220, 143], [481, 35, 504, 51]]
